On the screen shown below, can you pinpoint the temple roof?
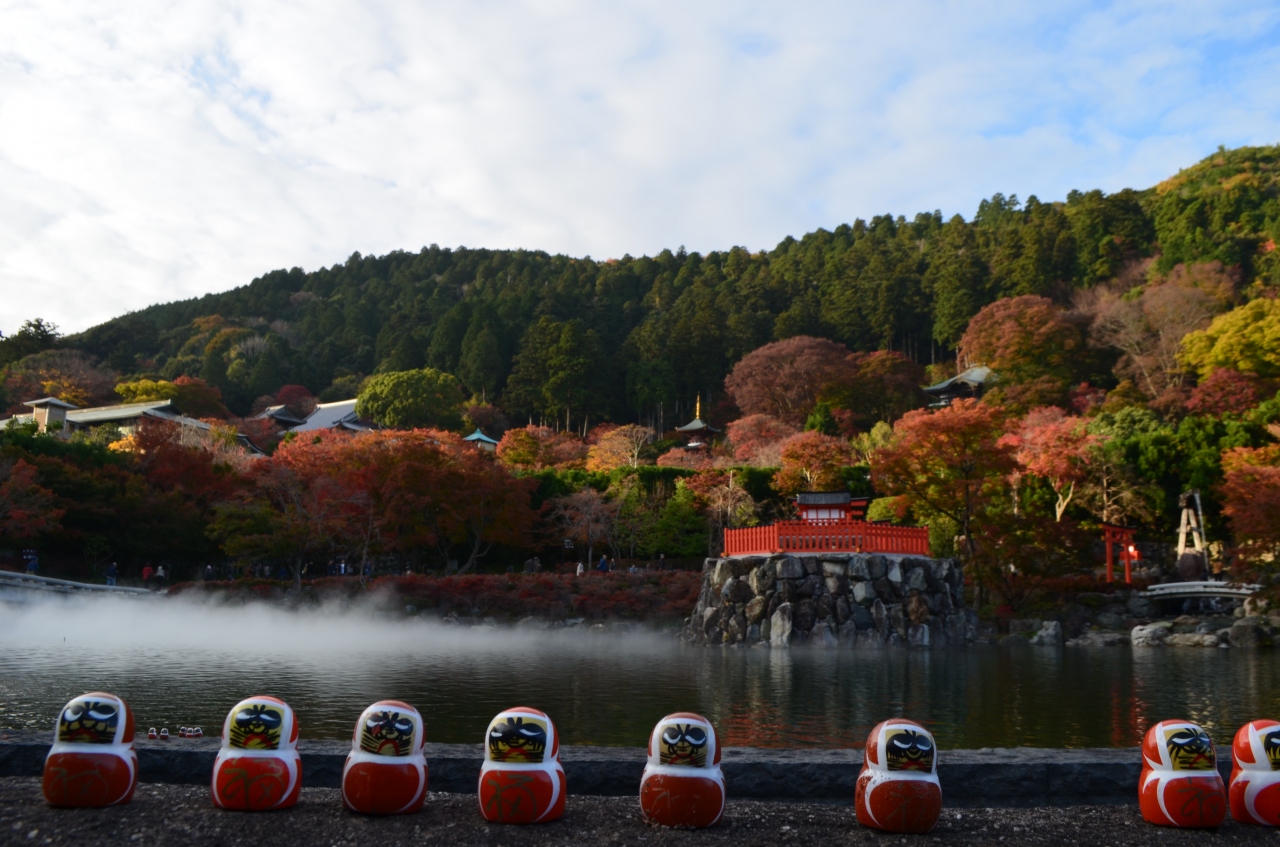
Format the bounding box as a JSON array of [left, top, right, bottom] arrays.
[[796, 491, 853, 505], [463, 428, 500, 446], [923, 366, 993, 395], [674, 417, 719, 433]]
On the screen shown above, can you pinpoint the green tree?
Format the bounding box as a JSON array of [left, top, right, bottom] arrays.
[[356, 368, 466, 429], [1180, 298, 1280, 380], [924, 216, 991, 348], [0, 318, 61, 367], [648, 480, 708, 558]]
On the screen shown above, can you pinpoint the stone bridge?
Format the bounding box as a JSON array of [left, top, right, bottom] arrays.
[[0, 570, 155, 603]]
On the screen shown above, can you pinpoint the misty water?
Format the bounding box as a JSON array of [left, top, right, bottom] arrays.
[[3, 596, 1279, 750]]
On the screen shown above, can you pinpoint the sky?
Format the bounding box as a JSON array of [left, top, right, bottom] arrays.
[[1, 1, 1279, 336]]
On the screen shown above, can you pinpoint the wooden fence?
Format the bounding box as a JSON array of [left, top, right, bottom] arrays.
[[723, 519, 931, 557]]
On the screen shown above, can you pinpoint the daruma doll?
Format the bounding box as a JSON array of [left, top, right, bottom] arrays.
[[211, 696, 301, 811], [1230, 719, 1280, 825], [855, 719, 942, 833], [1139, 719, 1225, 827], [342, 700, 428, 815], [639, 712, 725, 828], [477, 707, 566, 824], [43, 692, 138, 807]]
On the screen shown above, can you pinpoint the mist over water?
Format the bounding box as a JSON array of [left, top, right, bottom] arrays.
[[4, 596, 1280, 749]]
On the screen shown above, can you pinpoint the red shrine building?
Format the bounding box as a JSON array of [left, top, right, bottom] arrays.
[[723, 491, 929, 557]]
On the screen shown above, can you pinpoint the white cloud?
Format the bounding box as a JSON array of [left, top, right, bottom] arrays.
[[1, 0, 1278, 335]]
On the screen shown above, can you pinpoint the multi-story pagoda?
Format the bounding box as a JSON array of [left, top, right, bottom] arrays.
[[674, 396, 719, 450]]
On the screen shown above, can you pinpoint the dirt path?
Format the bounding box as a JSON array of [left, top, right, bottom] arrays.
[[2, 778, 1273, 847]]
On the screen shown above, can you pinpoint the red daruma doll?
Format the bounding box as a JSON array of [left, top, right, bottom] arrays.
[[477, 707, 566, 823], [211, 696, 301, 811], [639, 712, 725, 828], [43, 692, 138, 807], [342, 700, 428, 815], [1230, 720, 1280, 825], [1139, 719, 1226, 827], [855, 719, 942, 833]]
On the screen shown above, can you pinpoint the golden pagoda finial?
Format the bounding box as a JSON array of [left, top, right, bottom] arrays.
[[695, 395, 701, 420]]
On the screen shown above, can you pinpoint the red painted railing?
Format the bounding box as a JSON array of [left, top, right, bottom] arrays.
[[723, 519, 931, 557]]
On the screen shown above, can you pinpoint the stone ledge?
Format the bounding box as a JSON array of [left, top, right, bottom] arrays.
[[0, 731, 1231, 807]]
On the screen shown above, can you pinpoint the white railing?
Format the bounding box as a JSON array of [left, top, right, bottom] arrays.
[[0, 570, 154, 599]]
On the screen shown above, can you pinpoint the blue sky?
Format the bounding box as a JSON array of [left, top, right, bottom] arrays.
[[1, 0, 1278, 334]]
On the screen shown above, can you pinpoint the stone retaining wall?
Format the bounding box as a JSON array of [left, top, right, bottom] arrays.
[[682, 553, 978, 648]]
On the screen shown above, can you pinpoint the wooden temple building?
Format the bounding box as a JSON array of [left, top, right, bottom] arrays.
[[723, 490, 930, 557]]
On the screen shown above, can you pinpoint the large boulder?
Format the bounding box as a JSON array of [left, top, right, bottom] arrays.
[[1166, 632, 1222, 648], [1029, 621, 1064, 647], [1131, 621, 1172, 647], [721, 576, 754, 605], [744, 595, 769, 624], [866, 555, 889, 581], [796, 574, 824, 597], [793, 599, 817, 632], [777, 556, 807, 580], [748, 562, 777, 595], [904, 565, 930, 593], [906, 594, 931, 625], [848, 555, 871, 581], [822, 560, 847, 577], [851, 581, 877, 607], [850, 603, 874, 630], [886, 559, 903, 586], [1127, 595, 1154, 618], [770, 603, 793, 647], [1230, 619, 1273, 649], [908, 623, 932, 648]]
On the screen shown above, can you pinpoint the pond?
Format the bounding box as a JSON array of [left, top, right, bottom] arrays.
[[3, 596, 1278, 749]]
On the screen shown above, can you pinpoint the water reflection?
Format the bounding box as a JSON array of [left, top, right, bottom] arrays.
[[3, 598, 1279, 749]]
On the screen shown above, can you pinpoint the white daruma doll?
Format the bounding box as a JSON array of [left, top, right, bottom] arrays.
[[342, 700, 428, 815], [639, 712, 725, 828], [43, 692, 138, 807], [1230, 719, 1280, 825], [211, 696, 302, 811], [477, 707, 566, 824], [855, 719, 942, 833], [1139, 719, 1226, 827]]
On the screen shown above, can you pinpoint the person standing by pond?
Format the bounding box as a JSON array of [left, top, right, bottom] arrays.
[[24, 550, 38, 575], [104, 562, 117, 586], [154, 564, 167, 589], [141, 564, 153, 588], [597, 554, 608, 573]]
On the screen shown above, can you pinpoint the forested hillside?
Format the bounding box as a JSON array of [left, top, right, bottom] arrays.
[[29, 144, 1276, 422]]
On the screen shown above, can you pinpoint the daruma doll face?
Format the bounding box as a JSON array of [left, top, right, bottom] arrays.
[[658, 722, 710, 767], [487, 715, 549, 764], [1164, 725, 1215, 771], [229, 702, 284, 750], [360, 709, 417, 757], [58, 696, 125, 745], [884, 727, 935, 773]]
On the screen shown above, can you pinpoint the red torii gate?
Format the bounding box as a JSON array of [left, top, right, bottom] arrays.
[[1101, 523, 1139, 584]]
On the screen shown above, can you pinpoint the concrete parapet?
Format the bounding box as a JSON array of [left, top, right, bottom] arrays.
[[0, 731, 1229, 807]]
